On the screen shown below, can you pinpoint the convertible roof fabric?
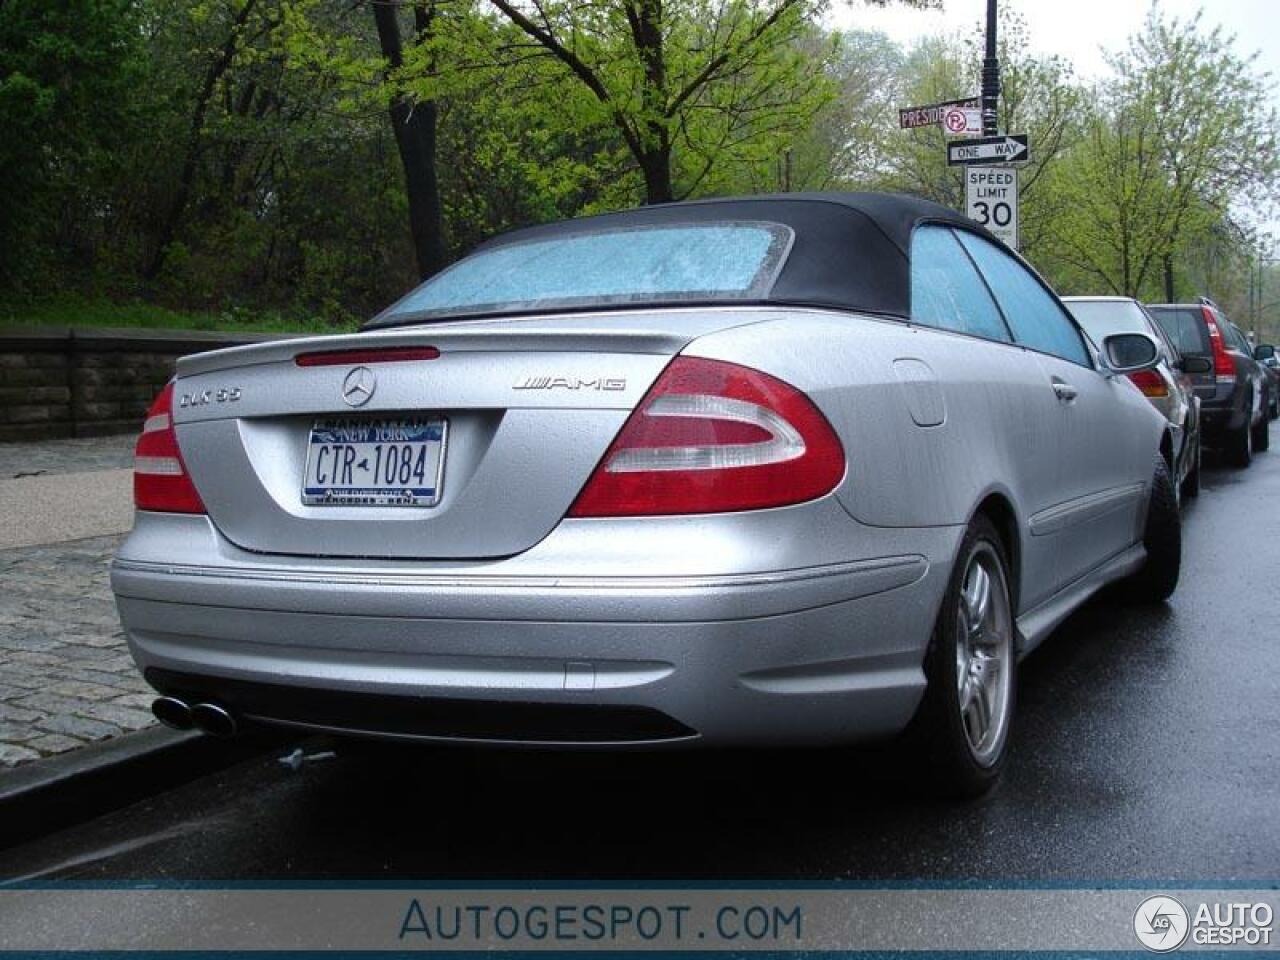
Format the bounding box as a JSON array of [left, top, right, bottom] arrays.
[[469, 192, 998, 320]]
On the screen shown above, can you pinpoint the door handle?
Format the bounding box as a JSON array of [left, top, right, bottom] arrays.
[[1052, 380, 1078, 402]]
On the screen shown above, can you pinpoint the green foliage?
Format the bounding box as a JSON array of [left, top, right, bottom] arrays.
[[0, 0, 147, 290], [0, 295, 352, 334], [0, 0, 1275, 334], [1039, 8, 1279, 299]]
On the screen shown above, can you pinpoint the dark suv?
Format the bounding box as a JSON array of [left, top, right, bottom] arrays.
[[1147, 300, 1271, 467]]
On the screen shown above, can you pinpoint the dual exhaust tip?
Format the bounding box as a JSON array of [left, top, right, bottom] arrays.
[[152, 696, 237, 738]]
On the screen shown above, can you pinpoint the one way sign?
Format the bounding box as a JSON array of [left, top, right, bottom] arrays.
[[947, 134, 1029, 166]]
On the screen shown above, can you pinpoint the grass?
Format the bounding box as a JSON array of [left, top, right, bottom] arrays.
[[0, 296, 359, 336]]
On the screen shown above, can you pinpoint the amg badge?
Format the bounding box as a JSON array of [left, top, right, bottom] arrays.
[[514, 377, 627, 391]]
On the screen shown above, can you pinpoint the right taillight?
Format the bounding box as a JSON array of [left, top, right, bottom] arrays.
[[1127, 369, 1169, 397], [568, 357, 845, 517], [1202, 306, 1236, 381], [134, 383, 206, 514]]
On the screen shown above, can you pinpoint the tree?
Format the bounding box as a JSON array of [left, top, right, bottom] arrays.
[[482, 0, 865, 204], [0, 0, 146, 289], [371, 0, 446, 280], [1044, 8, 1279, 299]]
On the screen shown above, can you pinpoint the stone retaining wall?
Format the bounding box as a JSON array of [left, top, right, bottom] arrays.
[[0, 327, 286, 442]]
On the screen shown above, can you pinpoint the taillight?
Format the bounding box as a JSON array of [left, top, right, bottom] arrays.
[[568, 357, 845, 517], [1127, 369, 1169, 397], [134, 383, 206, 514], [1202, 307, 1236, 381]]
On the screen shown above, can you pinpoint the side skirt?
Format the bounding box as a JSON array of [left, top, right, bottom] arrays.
[[1014, 543, 1147, 658]]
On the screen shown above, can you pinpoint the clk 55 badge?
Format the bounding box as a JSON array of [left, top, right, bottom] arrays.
[[179, 387, 241, 408]]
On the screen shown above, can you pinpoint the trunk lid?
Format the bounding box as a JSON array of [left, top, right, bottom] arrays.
[[170, 310, 767, 559]]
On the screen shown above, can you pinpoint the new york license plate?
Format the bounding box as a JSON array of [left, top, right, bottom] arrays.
[[302, 417, 446, 507]]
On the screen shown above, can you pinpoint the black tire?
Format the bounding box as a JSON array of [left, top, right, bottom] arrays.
[[910, 515, 1016, 799], [1252, 410, 1270, 452], [1181, 436, 1201, 499], [1225, 407, 1253, 468], [1127, 454, 1181, 603]]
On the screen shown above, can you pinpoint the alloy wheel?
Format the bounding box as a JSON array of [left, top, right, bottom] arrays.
[[953, 545, 1014, 767]]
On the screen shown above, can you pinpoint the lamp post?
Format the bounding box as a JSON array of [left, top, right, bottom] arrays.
[[981, 0, 1000, 136]]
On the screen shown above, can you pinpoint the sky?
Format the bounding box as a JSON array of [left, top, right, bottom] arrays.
[[827, 0, 1280, 85]]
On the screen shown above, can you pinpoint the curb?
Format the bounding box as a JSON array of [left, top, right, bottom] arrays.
[[0, 726, 276, 850]]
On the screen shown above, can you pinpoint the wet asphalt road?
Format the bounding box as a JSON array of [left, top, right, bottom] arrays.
[[2, 451, 1278, 885]]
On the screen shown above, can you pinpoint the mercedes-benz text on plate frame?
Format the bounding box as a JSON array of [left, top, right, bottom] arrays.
[[112, 193, 1178, 798]]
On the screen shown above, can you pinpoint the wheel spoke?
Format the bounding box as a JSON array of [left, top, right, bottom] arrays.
[[958, 674, 977, 713], [963, 563, 991, 636], [970, 676, 992, 739]]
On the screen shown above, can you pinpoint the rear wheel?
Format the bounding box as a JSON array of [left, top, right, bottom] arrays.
[[1226, 403, 1253, 468], [1252, 410, 1270, 452], [911, 516, 1015, 799], [1126, 455, 1181, 603], [1181, 435, 1201, 499]]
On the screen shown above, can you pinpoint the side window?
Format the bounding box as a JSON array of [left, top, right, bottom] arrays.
[[1228, 323, 1251, 353], [909, 225, 1011, 342], [955, 231, 1091, 366]]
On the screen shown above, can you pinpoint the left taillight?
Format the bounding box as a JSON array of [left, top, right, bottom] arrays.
[[568, 357, 845, 517], [134, 383, 206, 514], [1127, 369, 1169, 398]]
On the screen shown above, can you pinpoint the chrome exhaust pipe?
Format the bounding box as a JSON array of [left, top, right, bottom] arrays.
[[190, 702, 238, 738], [152, 696, 193, 730]]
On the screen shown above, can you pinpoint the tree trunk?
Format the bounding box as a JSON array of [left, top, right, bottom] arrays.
[[373, 1, 446, 280], [1163, 254, 1175, 303], [639, 148, 674, 204]]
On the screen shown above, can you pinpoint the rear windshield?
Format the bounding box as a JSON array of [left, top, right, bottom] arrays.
[[1148, 306, 1211, 355], [372, 222, 793, 325], [1062, 299, 1149, 345]]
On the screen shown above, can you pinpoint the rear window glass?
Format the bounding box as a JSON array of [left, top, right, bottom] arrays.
[[375, 222, 793, 323], [1148, 307, 1211, 355], [1062, 300, 1150, 346]]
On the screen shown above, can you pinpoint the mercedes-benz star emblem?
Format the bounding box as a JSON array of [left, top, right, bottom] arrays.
[[341, 366, 376, 407]]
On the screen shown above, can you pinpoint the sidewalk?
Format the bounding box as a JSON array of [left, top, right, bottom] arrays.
[[0, 436, 152, 767]]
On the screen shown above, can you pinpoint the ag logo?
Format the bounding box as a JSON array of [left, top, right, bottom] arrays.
[[342, 366, 376, 407], [1134, 895, 1190, 952]]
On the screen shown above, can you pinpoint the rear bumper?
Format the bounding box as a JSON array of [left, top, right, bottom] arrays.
[[111, 509, 961, 748], [1200, 386, 1249, 437]]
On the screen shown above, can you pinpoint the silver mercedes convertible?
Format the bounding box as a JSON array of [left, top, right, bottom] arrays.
[[112, 193, 1181, 795]]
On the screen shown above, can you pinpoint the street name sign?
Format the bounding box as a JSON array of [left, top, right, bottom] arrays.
[[966, 166, 1019, 250], [898, 97, 979, 130], [947, 134, 1029, 166]]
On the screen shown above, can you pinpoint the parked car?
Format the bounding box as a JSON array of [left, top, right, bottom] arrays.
[[1254, 343, 1280, 419], [1147, 300, 1271, 466], [1062, 296, 1207, 500], [112, 193, 1180, 797]]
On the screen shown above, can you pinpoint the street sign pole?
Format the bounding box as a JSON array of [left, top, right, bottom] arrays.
[[982, 0, 1000, 136]]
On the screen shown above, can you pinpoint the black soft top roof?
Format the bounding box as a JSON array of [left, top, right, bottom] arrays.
[[467, 192, 998, 320]]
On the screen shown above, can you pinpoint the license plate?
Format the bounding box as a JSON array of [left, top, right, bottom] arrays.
[[303, 417, 446, 507]]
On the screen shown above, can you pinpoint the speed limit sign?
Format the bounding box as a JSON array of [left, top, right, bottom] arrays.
[[965, 166, 1018, 249]]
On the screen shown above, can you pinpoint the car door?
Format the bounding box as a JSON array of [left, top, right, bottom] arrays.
[[955, 231, 1154, 588], [1142, 308, 1193, 473], [1225, 320, 1266, 423]]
